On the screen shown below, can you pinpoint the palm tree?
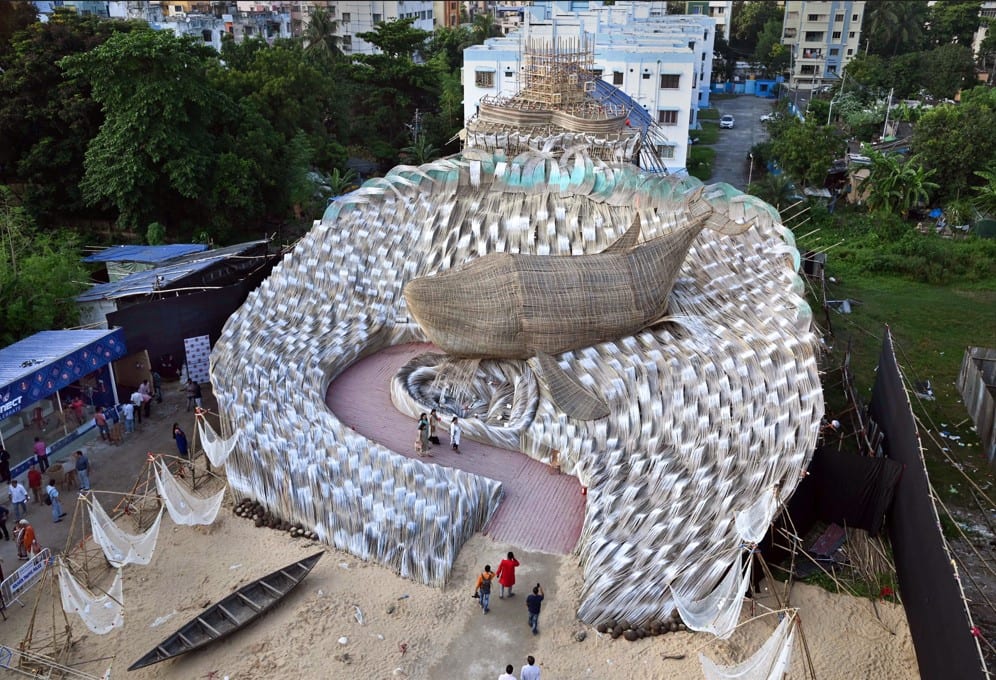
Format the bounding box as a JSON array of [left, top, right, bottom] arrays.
[[972, 165, 996, 217], [304, 8, 341, 59], [326, 168, 359, 197], [859, 148, 938, 217], [864, 0, 926, 57], [401, 135, 439, 165], [747, 173, 797, 210], [471, 12, 500, 44]]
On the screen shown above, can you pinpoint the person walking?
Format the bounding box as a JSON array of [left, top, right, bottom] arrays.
[[475, 564, 496, 614], [27, 464, 42, 503], [526, 584, 545, 635], [8, 479, 28, 520], [173, 423, 189, 458], [139, 380, 152, 418], [16, 519, 37, 559], [186, 379, 202, 412], [122, 400, 135, 433], [152, 370, 163, 403], [47, 480, 66, 522], [417, 413, 431, 453], [498, 664, 517, 680], [130, 389, 144, 425], [0, 446, 11, 483], [33, 437, 49, 472], [450, 416, 461, 453], [70, 395, 85, 426], [0, 503, 10, 541], [520, 656, 541, 680], [94, 407, 110, 441], [75, 451, 91, 491], [496, 551, 520, 599], [428, 409, 441, 445]]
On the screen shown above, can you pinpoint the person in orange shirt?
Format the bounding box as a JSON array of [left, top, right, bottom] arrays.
[[27, 465, 43, 503], [16, 519, 37, 560], [475, 564, 496, 614]]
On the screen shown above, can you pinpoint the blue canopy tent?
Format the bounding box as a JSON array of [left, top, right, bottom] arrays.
[[0, 329, 127, 474]]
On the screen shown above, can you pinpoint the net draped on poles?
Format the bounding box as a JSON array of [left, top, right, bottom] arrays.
[[88, 497, 163, 568], [209, 148, 823, 614], [735, 486, 779, 545], [700, 611, 798, 680], [672, 550, 753, 639], [58, 559, 124, 635], [197, 416, 238, 468], [154, 460, 225, 526]]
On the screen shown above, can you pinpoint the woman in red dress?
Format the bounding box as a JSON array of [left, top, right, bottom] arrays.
[[496, 551, 520, 599]]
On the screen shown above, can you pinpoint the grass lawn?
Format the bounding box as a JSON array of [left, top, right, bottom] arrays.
[[795, 226, 996, 504], [698, 108, 720, 121], [695, 122, 720, 144]]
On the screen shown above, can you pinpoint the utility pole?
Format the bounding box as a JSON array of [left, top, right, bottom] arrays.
[[881, 87, 894, 139]]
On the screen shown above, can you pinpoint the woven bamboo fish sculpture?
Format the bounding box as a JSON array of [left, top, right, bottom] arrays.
[[403, 188, 754, 420]]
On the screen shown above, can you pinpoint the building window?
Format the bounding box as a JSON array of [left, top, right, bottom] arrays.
[[658, 110, 678, 126], [613, 71, 623, 85], [342, 12, 350, 23], [832, 31, 841, 40], [828, 64, 838, 74], [660, 74, 680, 89], [849, 31, 855, 38], [784, 28, 797, 39], [847, 48, 853, 55], [505, 69, 513, 78], [643, 71, 651, 80], [804, 31, 824, 42], [202, 30, 212, 41], [657, 145, 675, 159], [373, 13, 382, 23], [835, 13, 844, 22], [591, 68, 603, 78], [342, 35, 352, 51], [475, 70, 495, 88], [853, 14, 859, 21], [807, 14, 820, 21], [830, 48, 839, 56]]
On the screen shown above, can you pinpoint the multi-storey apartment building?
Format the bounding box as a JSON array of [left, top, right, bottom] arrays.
[[782, 0, 865, 91], [321, 1, 434, 55], [685, 1, 734, 41], [463, 1, 715, 172]]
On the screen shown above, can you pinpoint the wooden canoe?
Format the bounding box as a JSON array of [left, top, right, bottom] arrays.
[[128, 551, 323, 671]]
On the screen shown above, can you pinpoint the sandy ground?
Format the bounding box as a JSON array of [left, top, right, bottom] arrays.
[[0, 384, 919, 679]]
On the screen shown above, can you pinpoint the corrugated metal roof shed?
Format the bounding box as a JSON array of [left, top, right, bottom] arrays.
[[0, 328, 126, 396], [76, 240, 270, 303], [82, 244, 208, 264]]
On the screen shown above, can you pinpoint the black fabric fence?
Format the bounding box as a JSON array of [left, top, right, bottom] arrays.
[[869, 328, 987, 679]]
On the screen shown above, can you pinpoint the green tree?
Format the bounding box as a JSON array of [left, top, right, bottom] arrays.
[[753, 18, 789, 76], [863, 0, 928, 56], [471, 12, 501, 44], [747, 172, 797, 210], [769, 118, 846, 186], [401, 135, 440, 165], [0, 11, 140, 224], [925, 0, 982, 47], [913, 88, 996, 202], [979, 20, 996, 83], [842, 54, 890, 92], [921, 43, 976, 99], [0, 0, 37, 60], [730, 0, 782, 55], [61, 29, 224, 230], [357, 17, 430, 59], [0, 187, 88, 345]]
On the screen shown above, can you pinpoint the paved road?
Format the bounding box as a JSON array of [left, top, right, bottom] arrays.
[[707, 96, 777, 189]]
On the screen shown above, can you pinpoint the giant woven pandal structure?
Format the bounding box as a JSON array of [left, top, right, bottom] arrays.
[[210, 149, 823, 622]]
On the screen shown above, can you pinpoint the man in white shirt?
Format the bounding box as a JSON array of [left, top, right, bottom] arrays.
[[8, 479, 29, 520], [497, 664, 516, 680], [520, 656, 540, 680], [130, 390, 144, 425], [122, 401, 135, 433]]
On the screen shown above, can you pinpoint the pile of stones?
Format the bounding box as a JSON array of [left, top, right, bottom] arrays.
[[595, 610, 687, 641], [233, 498, 319, 540]]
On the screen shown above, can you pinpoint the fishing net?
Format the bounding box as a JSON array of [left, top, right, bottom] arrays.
[[154, 460, 225, 526], [88, 497, 163, 567], [58, 559, 124, 634], [672, 551, 752, 639], [700, 611, 797, 680], [197, 415, 238, 468], [735, 486, 779, 544]]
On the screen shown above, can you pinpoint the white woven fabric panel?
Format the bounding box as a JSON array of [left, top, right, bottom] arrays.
[[210, 149, 823, 611], [197, 415, 238, 468]]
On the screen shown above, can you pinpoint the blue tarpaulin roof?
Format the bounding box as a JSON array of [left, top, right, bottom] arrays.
[[82, 244, 208, 264], [0, 329, 127, 421], [76, 240, 269, 302]]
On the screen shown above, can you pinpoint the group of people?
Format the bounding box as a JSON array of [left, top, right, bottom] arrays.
[[415, 409, 461, 457], [474, 552, 546, 633], [498, 656, 542, 680]]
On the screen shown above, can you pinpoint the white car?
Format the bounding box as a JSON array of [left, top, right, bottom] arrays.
[[719, 115, 735, 129]]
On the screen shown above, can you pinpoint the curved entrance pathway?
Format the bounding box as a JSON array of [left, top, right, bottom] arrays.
[[326, 343, 585, 554]]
